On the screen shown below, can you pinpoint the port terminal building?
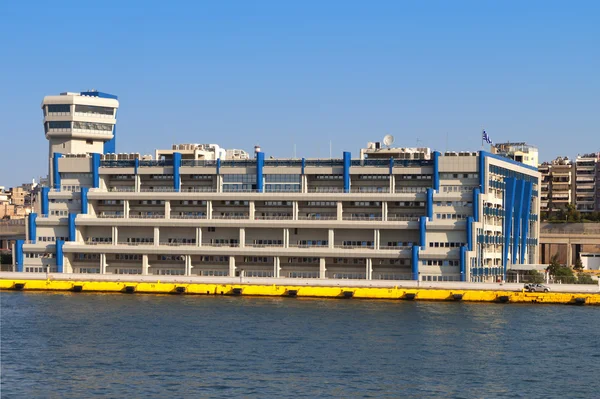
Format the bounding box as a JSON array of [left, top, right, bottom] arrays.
[[13, 91, 541, 283]]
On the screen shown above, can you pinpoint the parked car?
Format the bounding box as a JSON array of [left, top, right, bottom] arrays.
[[524, 284, 550, 292]]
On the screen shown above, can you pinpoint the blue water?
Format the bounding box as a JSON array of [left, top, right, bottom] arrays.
[[1, 292, 599, 398]]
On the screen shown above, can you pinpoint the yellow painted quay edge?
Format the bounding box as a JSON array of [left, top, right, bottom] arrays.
[[1, 279, 599, 305]]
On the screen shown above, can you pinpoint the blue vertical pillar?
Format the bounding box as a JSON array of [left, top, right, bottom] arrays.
[[343, 152, 351, 193], [512, 180, 525, 264], [256, 152, 264, 192], [419, 216, 427, 248], [216, 158, 221, 175], [411, 245, 420, 281], [389, 157, 394, 175], [68, 213, 76, 242], [53, 153, 62, 190], [15, 240, 24, 272], [301, 158, 306, 175], [81, 187, 89, 214], [173, 152, 181, 192], [28, 213, 37, 243], [426, 188, 434, 220], [466, 216, 473, 251], [473, 188, 480, 222], [134, 158, 139, 175], [41, 187, 49, 216], [91, 153, 101, 188], [460, 246, 467, 282], [104, 124, 117, 154], [432, 151, 440, 192], [503, 177, 516, 277], [56, 239, 64, 273], [520, 181, 533, 264], [478, 151, 486, 194]]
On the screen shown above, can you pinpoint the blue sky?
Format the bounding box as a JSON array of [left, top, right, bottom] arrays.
[[1, 0, 598, 187]]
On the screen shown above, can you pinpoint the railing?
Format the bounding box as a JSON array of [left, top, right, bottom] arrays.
[[170, 214, 207, 219], [334, 244, 375, 250], [304, 159, 343, 167], [342, 215, 383, 221], [180, 187, 217, 193], [140, 188, 177, 192], [109, 187, 136, 192], [211, 214, 249, 220], [97, 214, 125, 218], [349, 187, 390, 193], [288, 244, 329, 248], [180, 160, 217, 167], [253, 215, 293, 220], [204, 243, 240, 247], [220, 160, 257, 167], [129, 214, 165, 219], [117, 241, 155, 246], [307, 188, 344, 193], [378, 245, 412, 250], [159, 242, 197, 246], [245, 243, 285, 248], [394, 187, 428, 193], [263, 160, 303, 167], [101, 160, 136, 168], [393, 159, 433, 167], [297, 215, 337, 220], [139, 160, 173, 167], [387, 216, 420, 221]]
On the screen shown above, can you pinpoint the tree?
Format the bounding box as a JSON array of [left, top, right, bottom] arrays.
[[547, 253, 576, 283], [546, 253, 562, 275], [574, 258, 584, 272]]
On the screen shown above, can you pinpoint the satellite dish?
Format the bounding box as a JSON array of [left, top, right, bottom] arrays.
[[383, 134, 394, 147]]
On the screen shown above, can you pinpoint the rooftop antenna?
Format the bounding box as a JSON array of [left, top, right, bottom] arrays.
[[383, 134, 394, 148]]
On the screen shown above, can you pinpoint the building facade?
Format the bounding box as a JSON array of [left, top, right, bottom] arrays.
[[574, 153, 599, 213], [14, 92, 541, 283], [538, 157, 575, 213], [491, 142, 539, 168]]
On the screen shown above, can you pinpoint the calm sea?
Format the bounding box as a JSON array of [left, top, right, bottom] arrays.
[[1, 292, 599, 398]]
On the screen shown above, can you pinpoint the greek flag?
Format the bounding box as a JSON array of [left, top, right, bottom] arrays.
[[482, 130, 493, 144]]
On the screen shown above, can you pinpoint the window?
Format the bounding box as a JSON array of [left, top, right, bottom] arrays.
[[48, 104, 71, 113]]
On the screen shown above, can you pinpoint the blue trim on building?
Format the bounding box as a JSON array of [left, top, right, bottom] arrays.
[[512, 179, 525, 264], [426, 188, 433, 220], [216, 158, 221, 174], [466, 216, 473, 251], [389, 157, 394, 175], [81, 187, 89, 214], [15, 240, 24, 272], [53, 153, 62, 190], [301, 158, 306, 175], [28, 213, 37, 243], [91, 153, 101, 188], [256, 152, 265, 192], [68, 214, 76, 242], [173, 152, 182, 192], [478, 151, 486, 194], [105, 124, 116, 154], [503, 177, 517, 278], [432, 151, 440, 192], [521, 181, 533, 264], [41, 187, 49, 216], [343, 152, 351, 193], [134, 158, 139, 175], [80, 91, 118, 100], [473, 188, 480, 222], [56, 240, 64, 273], [460, 246, 467, 282], [411, 245, 420, 281], [419, 216, 427, 248]]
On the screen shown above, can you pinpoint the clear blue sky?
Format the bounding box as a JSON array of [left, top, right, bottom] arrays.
[[1, 0, 598, 187]]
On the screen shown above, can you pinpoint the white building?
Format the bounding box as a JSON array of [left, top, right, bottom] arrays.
[[14, 92, 541, 283]]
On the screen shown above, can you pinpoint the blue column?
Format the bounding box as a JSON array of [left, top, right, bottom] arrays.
[[426, 188, 434, 220], [301, 158, 306, 175], [41, 187, 49, 216], [173, 152, 182, 192], [28, 213, 37, 243], [460, 246, 467, 282], [81, 187, 89, 214], [419, 216, 427, 248], [104, 124, 116, 154], [512, 180, 525, 264], [68, 213, 76, 242], [53, 153, 62, 190], [473, 188, 480, 222], [503, 177, 517, 277], [520, 181, 533, 264], [56, 239, 64, 273], [432, 151, 440, 192], [91, 153, 101, 188], [134, 158, 139, 175], [343, 152, 351, 193], [15, 240, 24, 272], [478, 151, 486, 194], [389, 157, 394, 175], [216, 158, 221, 175], [411, 245, 420, 281], [256, 152, 265, 193], [466, 216, 473, 251]]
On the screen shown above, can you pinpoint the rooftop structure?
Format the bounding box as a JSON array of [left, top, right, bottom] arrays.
[[491, 142, 539, 168], [13, 93, 541, 283]]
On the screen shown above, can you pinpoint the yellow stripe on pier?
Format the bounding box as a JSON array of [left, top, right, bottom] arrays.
[[1, 279, 599, 305]]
